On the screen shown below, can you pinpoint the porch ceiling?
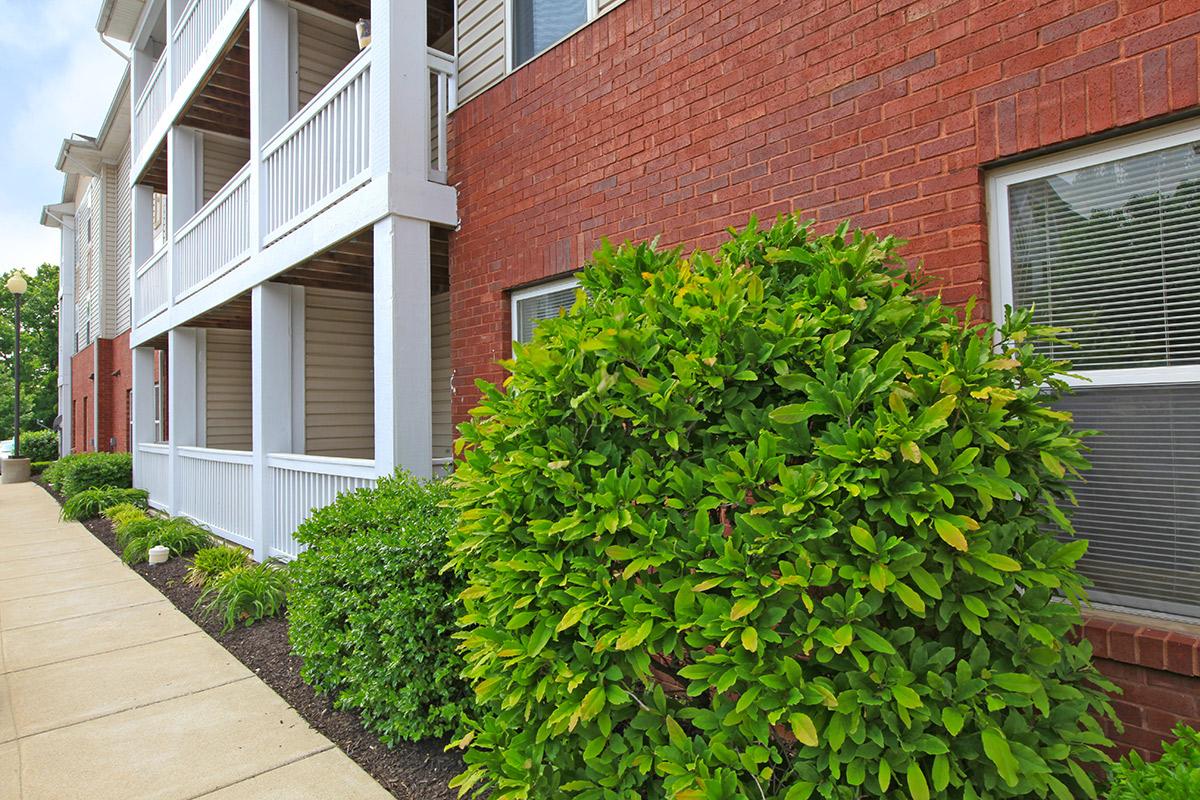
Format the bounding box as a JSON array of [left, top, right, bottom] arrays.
[[273, 230, 375, 294], [294, 0, 371, 23], [178, 17, 251, 140], [137, 141, 169, 193], [187, 293, 253, 330]]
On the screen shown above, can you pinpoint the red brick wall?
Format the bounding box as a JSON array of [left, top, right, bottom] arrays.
[[447, 0, 1200, 757], [1083, 615, 1200, 759], [70, 344, 94, 453], [69, 336, 134, 454], [448, 0, 1199, 424]]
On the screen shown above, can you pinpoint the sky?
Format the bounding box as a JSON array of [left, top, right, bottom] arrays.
[[0, 0, 128, 275]]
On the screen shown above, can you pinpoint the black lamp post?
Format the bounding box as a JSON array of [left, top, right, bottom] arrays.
[[6, 271, 27, 459]]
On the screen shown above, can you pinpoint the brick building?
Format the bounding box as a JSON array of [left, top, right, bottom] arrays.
[[448, 0, 1200, 757]]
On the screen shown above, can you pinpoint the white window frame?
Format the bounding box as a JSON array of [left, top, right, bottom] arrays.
[[511, 276, 581, 344], [506, 0, 601, 73], [987, 116, 1200, 389]]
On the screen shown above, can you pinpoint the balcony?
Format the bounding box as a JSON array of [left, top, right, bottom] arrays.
[[132, 40, 457, 338]]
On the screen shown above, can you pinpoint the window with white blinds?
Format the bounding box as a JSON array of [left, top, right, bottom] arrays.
[[512, 277, 580, 345], [511, 0, 590, 68], [989, 120, 1200, 619]]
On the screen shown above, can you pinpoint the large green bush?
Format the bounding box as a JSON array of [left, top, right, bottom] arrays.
[[447, 217, 1116, 799], [20, 430, 59, 463], [45, 452, 134, 497], [288, 471, 468, 745], [1108, 724, 1200, 799]]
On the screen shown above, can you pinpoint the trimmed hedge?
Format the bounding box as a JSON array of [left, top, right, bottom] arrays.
[[44, 452, 133, 497], [448, 217, 1116, 799], [20, 430, 59, 463], [288, 471, 469, 745]]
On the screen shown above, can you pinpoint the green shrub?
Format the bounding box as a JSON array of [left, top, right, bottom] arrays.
[[121, 518, 211, 564], [20, 430, 59, 463], [61, 487, 149, 521], [43, 454, 84, 493], [288, 471, 468, 744], [1108, 724, 1200, 799], [198, 560, 289, 633], [447, 217, 1117, 799], [30, 461, 53, 476], [115, 516, 160, 549], [61, 452, 133, 497], [185, 545, 250, 587], [102, 502, 147, 524]]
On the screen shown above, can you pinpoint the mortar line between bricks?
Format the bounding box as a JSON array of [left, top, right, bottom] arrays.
[[178, 745, 338, 800], [12, 675, 257, 742]]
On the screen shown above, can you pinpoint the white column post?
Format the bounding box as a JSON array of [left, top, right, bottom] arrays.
[[370, 0, 429, 184], [251, 282, 295, 561], [131, 347, 156, 492], [373, 215, 432, 479], [58, 216, 77, 457], [132, 184, 154, 326], [167, 126, 198, 305], [167, 328, 199, 515], [249, 0, 291, 251]]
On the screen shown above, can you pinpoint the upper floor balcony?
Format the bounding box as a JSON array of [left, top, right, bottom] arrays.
[[129, 0, 457, 340]]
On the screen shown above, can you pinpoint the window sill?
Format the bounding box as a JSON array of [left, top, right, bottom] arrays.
[[1081, 608, 1200, 677]]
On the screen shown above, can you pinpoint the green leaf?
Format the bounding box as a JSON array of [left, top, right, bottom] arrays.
[[615, 618, 653, 651], [993, 673, 1040, 694], [932, 753, 950, 791], [977, 552, 1021, 572], [789, 713, 818, 747], [850, 523, 876, 553], [893, 582, 926, 615], [730, 597, 759, 620], [906, 761, 930, 800], [556, 604, 587, 633], [893, 685, 922, 709], [981, 727, 1019, 786], [942, 707, 964, 736], [1040, 450, 1065, 478], [783, 782, 816, 800], [770, 404, 814, 425], [580, 686, 606, 720], [741, 627, 759, 652], [900, 441, 921, 463], [854, 626, 896, 655], [933, 516, 968, 552]]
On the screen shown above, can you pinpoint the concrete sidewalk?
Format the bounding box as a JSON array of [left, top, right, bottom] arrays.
[[0, 481, 393, 800]]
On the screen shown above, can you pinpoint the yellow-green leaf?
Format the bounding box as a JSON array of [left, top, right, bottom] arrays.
[[741, 627, 759, 652], [907, 761, 930, 800], [556, 604, 587, 633], [933, 517, 968, 552], [789, 713, 818, 747], [850, 523, 876, 553], [615, 619, 653, 651], [900, 441, 921, 463], [730, 597, 759, 620]]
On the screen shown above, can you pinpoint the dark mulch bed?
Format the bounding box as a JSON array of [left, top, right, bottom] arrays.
[[34, 478, 462, 800]]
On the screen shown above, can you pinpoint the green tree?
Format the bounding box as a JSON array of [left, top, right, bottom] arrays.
[[0, 265, 60, 440]]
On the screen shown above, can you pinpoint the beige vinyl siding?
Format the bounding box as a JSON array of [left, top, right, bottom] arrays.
[[74, 179, 101, 350], [456, 0, 628, 104], [114, 144, 133, 332], [432, 292, 452, 461], [295, 9, 359, 109], [201, 134, 250, 204], [205, 329, 253, 451], [305, 288, 374, 459], [457, 0, 506, 102]]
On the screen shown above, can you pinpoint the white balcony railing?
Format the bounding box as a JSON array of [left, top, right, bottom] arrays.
[[174, 163, 252, 300], [427, 48, 455, 183], [136, 443, 170, 509], [266, 453, 377, 559], [134, 55, 169, 157], [261, 48, 372, 244], [176, 446, 255, 548], [135, 247, 170, 325], [172, 0, 237, 96]]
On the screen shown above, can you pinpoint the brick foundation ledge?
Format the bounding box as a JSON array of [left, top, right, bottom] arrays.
[[1080, 609, 1200, 760]]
